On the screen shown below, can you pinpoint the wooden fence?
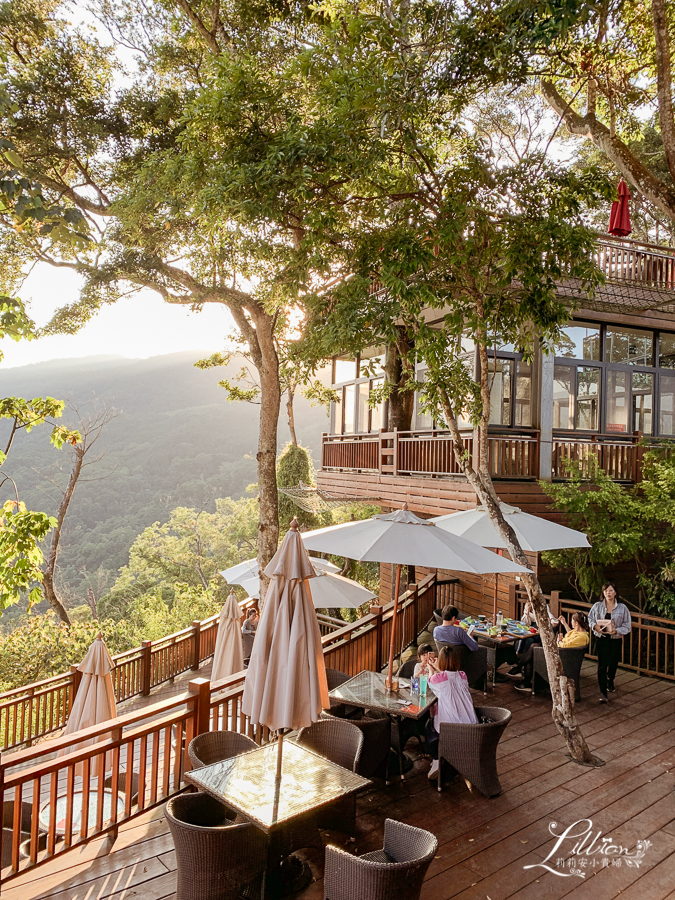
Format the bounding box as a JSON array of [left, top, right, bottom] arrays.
[[0, 575, 437, 889]]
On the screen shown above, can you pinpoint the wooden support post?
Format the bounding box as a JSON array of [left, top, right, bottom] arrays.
[[411, 584, 419, 641], [549, 591, 561, 618], [370, 605, 383, 672], [69, 665, 82, 715], [141, 641, 152, 696], [507, 583, 517, 620], [392, 428, 398, 476], [191, 620, 201, 671], [188, 677, 211, 738]]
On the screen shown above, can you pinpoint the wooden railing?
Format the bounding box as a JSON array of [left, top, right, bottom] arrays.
[[595, 235, 675, 290], [552, 433, 645, 481], [322, 428, 540, 480], [510, 584, 675, 682], [0, 574, 438, 889]]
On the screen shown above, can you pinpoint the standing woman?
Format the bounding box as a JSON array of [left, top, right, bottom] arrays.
[[588, 582, 632, 703]]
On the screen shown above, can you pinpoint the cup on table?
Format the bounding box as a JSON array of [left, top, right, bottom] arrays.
[[411, 675, 420, 694], [478, 615, 486, 623], [419, 674, 428, 696]]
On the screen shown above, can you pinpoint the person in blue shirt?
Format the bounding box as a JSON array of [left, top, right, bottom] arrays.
[[432, 605, 479, 651]]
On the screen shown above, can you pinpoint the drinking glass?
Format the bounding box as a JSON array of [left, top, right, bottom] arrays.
[[419, 675, 428, 696]]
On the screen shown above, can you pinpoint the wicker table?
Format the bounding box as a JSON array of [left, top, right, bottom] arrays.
[[185, 739, 369, 897], [327, 670, 437, 782]]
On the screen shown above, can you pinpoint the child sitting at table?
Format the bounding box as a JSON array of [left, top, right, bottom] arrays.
[[414, 643, 437, 678], [425, 646, 478, 779]]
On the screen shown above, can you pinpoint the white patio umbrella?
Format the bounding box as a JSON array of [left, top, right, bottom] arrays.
[[221, 555, 339, 599], [310, 571, 376, 609], [211, 588, 245, 681], [432, 503, 591, 622], [302, 506, 529, 689], [241, 519, 329, 786], [59, 633, 117, 776]]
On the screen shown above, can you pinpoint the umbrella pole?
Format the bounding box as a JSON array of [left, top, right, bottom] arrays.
[[273, 729, 285, 825], [493, 574, 498, 625], [386, 564, 402, 689]]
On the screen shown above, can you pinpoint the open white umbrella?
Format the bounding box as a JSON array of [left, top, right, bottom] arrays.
[[432, 503, 591, 621], [211, 588, 245, 681], [221, 555, 339, 599], [302, 506, 529, 688], [310, 571, 376, 609], [59, 633, 117, 776], [241, 519, 329, 785]]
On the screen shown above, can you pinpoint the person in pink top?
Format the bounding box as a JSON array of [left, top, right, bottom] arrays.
[[425, 645, 478, 779]]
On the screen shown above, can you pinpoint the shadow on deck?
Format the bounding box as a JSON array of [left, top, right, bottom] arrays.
[[5, 661, 675, 900]]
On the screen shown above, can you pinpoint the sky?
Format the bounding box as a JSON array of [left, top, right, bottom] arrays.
[[0, 263, 235, 369]]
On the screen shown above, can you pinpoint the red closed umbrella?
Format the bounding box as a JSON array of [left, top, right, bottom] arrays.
[[608, 178, 632, 236]]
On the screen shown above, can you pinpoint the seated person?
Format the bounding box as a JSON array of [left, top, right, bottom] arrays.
[[414, 643, 437, 678], [242, 607, 259, 635], [433, 605, 479, 651], [425, 646, 478, 778], [509, 611, 589, 691]]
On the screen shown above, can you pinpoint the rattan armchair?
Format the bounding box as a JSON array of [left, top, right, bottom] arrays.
[[437, 706, 511, 797], [434, 642, 488, 695], [188, 731, 258, 769], [104, 771, 140, 805], [349, 715, 391, 780], [326, 668, 360, 718], [532, 646, 586, 702], [166, 793, 267, 900], [297, 718, 364, 835], [323, 818, 437, 900]]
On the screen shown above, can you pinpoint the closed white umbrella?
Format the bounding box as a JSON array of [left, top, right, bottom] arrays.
[[221, 555, 339, 599], [431, 503, 591, 552], [432, 503, 590, 622], [211, 588, 245, 682], [59, 634, 117, 776], [302, 506, 528, 688], [242, 520, 329, 784]]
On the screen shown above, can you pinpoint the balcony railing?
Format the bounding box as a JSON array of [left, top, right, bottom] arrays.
[[595, 235, 675, 290], [322, 429, 540, 480]]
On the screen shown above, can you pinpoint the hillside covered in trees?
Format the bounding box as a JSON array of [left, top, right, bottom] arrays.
[[0, 352, 328, 620]]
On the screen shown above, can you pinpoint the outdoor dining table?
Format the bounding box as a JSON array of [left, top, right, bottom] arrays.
[[327, 669, 437, 783], [185, 738, 369, 898], [470, 623, 539, 685], [39, 788, 125, 836]]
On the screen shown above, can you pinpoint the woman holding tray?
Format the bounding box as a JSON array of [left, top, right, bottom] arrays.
[[588, 582, 632, 703]]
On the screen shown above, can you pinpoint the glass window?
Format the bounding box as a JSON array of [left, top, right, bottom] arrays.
[[343, 384, 355, 434], [555, 323, 601, 360], [360, 349, 385, 377], [488, 359, 512, 426], [606, 370, 628, 433], [515, 360, 532, 427], [632, 371, 653, 434], [334, 357, 358, 384], [576, 367, 600, 430], [660, 373, 675, 435], [659, 333, 675, 369], [553, 365, 574, 429], [605, 327, 653, 366], [356, 382, 369, 433], [370, 378, 384, 431], [415, 371, 433, 430], [332, 395, 342, 434]]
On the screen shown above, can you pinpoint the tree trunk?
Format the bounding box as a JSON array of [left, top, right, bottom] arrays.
[[385, 329, 415, 431], [43, 450, 83, 626], [287, 385, 298, 447], [439, 389, 597, 765], [255, 322, 281, 607]]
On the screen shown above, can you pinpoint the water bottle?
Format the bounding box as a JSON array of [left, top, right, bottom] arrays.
[[496, 610, 503, 629]]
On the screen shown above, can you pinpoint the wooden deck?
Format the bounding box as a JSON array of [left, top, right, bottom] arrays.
[[6, 661, 675, 900]]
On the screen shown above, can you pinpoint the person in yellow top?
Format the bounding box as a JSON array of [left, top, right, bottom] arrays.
[[557, 611, 590, 648]]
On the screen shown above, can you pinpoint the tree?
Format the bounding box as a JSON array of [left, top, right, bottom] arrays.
[[276, 442, 321, 533], [39, 401, 119, 625]]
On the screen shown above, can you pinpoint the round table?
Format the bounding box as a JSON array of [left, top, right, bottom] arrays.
[[39, 789, 125, 835]]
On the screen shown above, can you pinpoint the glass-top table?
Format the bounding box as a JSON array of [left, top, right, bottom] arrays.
[[39, 789, 125, 836], [185, 738, 369, 832], [328, 670, 437, 782]]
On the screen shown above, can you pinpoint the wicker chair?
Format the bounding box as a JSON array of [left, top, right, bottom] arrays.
[[188, 731, 258, 769], [435, 642, 488, 694], [166, 793, 267, 900], [297, 718, 364, 835], [324, 818, 437, 900], [398, 659, 417, 679], [326, 667, 360, 718], [349, 715, 391, 780], [437, 706, 511, 797], [3, 801, 33, 866], [532, 646, 586, 702], [104, 771, 141, 805]]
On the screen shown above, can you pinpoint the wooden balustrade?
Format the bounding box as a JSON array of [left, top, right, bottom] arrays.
[[595, 236, 675, 290], [322, 429, 539, 480]]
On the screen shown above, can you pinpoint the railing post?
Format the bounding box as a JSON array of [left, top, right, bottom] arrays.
[[188, 677, 211, 738], [410, 584, 419, 640], [68, 665, 82, 716], [191, 620, 201, 670], [392, 428, 398, 476], [141, 641, 152, 696], [507, 583, 517, 620], [378, 429, 383, 474], [370, 605, 383, 672], [549, 591, 561, 618]]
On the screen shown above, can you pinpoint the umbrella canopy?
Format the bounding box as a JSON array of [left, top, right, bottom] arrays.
[[241, 521, 329, 734], [59, 634, 117, 775], [432, 503, 591, 553], [608, 178, 632, 237], [211, 588, 245, 682], [221, 555, 339, 599], [302, 507, 529, 574], [310, 571, 376, 608]]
